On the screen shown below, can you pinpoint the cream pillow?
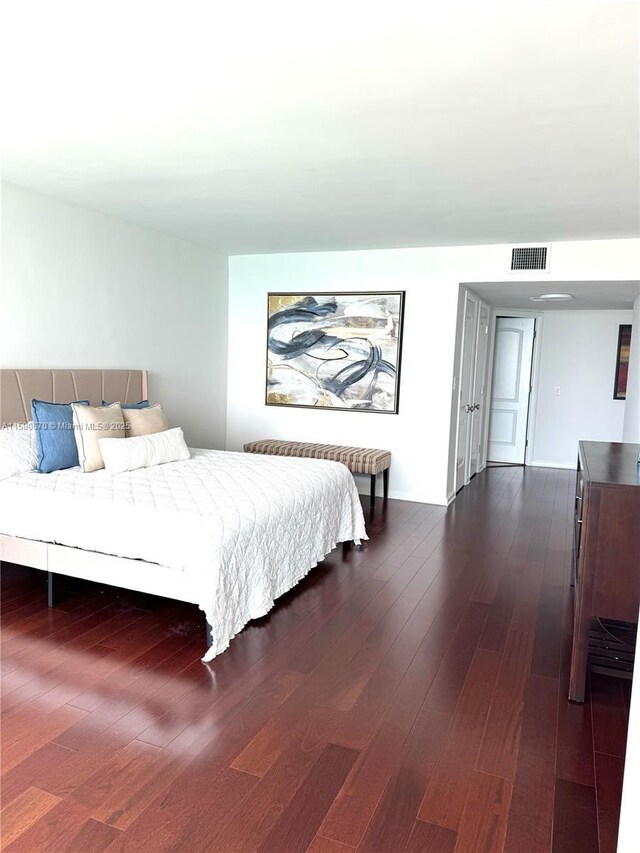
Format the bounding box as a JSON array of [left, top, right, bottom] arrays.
[[123, 404, 169, 438], [99, 427, 190, 475], [72, 403, 126, 472]]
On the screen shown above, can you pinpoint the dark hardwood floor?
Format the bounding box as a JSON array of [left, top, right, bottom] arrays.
[[0, 466, 631, 852]]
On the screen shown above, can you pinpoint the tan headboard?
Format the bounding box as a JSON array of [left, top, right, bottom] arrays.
[[0, 369, 148, 425]]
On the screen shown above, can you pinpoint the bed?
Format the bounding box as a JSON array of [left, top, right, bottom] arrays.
[[0, 369, 367, 660]]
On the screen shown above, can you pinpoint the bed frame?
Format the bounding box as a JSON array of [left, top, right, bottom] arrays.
[[0, 369, 211, 644]]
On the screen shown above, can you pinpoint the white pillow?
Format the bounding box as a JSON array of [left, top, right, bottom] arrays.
[[98, 427, 190, 475], [0, 424, 39, 479]]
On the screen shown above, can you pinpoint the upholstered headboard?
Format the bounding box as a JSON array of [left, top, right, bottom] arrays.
[[0, 369, 148, 425]]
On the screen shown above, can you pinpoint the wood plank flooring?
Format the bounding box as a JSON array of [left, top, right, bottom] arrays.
[[0, 466, 631, 852]]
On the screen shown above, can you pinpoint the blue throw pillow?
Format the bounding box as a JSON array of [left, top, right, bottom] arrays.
[[31, 399, 90, 473], [102, 400, 150, 410]]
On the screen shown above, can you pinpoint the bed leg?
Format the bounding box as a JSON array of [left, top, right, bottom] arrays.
[[47, 572, 57, 608], [205, 620, 213, 649], [342, 541, 352, 553]]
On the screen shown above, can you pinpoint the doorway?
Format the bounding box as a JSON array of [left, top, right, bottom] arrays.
[[487, 315, 537, 465], [449, 280, 640, 501]]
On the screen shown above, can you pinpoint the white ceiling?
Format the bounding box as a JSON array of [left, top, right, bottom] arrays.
[[469, 280, 640, 310], [2, 1, 639, 255]]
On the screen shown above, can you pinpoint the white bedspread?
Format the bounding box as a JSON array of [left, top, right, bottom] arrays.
[[0, 449, 366, 660]]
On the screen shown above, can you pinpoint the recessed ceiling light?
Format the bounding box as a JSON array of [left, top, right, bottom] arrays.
[[529, 293, 573, 302]]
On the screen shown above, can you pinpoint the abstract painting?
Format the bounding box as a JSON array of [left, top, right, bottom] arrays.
[[613, 324, 632, 400], [266, 291, 405, 413]]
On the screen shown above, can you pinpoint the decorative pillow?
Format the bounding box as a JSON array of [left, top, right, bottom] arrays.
[[122, 403, 169, 438], [31, 399, 90, 473], [99, 427, 190, 475], [72, 403, 126, 473], [0, 424, 39, 479], [102, 400, 150, 410]]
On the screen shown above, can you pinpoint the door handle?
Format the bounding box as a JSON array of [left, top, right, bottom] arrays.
[[465, 404, 473, 413], [473, 403, 480, 410]]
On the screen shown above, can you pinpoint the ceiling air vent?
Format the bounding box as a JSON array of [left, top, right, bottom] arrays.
[[511, 246, 548, 271]]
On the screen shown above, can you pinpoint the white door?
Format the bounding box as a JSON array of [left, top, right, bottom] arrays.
[[469, 302, 490, 476], [488, 316, 536, 464], [455, 293, 479, 491]]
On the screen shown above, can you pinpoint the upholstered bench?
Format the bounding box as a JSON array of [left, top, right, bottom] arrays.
[[243, 440, 391, 509]]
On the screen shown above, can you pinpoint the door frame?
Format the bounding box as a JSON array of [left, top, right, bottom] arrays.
[[482, 308, 544, 467]]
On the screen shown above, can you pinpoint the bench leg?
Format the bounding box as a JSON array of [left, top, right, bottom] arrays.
[[370, 474, 376, 510], [383, 468, 389, 501]]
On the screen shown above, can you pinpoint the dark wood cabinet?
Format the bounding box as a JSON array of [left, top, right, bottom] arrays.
[[569, 441, 640, 702]]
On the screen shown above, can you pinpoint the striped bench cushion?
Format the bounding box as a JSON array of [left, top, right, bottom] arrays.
[[243, 440, 391, 476]]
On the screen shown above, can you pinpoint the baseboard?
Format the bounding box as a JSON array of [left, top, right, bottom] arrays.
[[390, 490, 449, 507], [355, 486, 448, 507], [527, 460, 577, 470]]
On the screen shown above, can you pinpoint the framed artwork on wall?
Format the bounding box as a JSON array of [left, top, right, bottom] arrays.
[[265, 291, 405, 413], [613, 324, 632, 400]]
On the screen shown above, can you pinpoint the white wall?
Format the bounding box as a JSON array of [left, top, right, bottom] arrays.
[[1, 183, 228, 448], [622, 295, 640, 442], [227, 239, 639, 505], [227, 250, 459, 504], [529, 310, 633, 468]]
